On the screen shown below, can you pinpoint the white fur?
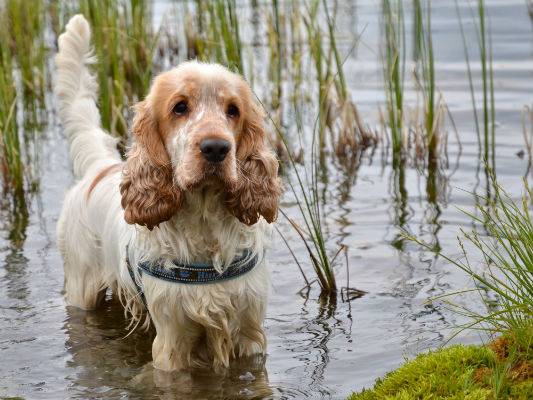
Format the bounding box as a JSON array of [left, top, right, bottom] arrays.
[[55, 15, 272, 371]]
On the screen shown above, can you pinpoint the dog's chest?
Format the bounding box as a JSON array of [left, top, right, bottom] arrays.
[[149, 193, 248, 262]]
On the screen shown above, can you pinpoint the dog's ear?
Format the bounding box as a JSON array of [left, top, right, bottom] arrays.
[[225, 101, 283, 226], [120, 100, 183, 230]]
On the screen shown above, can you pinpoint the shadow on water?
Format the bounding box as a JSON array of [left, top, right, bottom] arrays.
[[63, 297, 273, 399]]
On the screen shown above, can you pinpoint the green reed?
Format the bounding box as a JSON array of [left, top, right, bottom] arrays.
[[259, 0, 338, 290], [323, 0, 374, 159], [412, 0, 423, 62], [413, 0, 440, 158], [267, 0, 283, 113], [262, 1, 378, 292], [304, 0, 329, 155], [79, 0, 157, 140], [0, 15, 22, 195], [195, 0, 244, 76], [264, 1, 376, 292], [302, 1, 374, 162], [269, 112, 338, 294], [7, 0, 46, 99], [0, 0, 48, 197], [456, 0, 495, 167], [382, 0, 406, 156]]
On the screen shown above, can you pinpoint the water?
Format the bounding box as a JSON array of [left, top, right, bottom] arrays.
[[1, 1, 532, 398]]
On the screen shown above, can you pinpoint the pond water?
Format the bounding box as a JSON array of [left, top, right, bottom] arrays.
[[1, 0, 533, 399]]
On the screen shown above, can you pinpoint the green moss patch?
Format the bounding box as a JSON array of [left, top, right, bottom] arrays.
[[348, 345, 495, 400]]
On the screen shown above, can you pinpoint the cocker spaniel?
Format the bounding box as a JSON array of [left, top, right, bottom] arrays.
[[55, 15, 282, 371]]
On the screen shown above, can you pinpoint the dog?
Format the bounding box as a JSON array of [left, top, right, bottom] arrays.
[[55, 15, 282, 372]]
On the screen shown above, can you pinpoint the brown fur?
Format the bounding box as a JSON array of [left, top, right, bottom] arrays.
[[87, 164, 121, 200], [119, 101, 183, 230], [119, 63, 282, 229], [226, 89, 283, 225]]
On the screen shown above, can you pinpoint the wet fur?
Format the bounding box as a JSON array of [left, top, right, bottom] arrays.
[[55, 15, 282, 371]]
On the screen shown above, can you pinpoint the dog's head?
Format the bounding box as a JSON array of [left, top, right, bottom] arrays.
[[120, 62, 282, 230]]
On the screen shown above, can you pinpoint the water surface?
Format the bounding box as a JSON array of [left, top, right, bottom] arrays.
[[1, 1, 532, 398]]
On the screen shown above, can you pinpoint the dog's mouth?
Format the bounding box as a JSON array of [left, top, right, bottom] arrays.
[[178, 161, 239, 193]]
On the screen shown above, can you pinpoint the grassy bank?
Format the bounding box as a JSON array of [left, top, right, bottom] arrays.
[[348, 338, 533, 399]]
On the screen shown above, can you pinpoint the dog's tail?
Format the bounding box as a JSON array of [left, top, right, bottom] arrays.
[[55, 14, 121, 179]]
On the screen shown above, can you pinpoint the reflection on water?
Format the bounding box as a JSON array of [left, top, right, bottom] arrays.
[[389, 155, 411, 250], [2, 198, 30, 302], [64, 298, 272, 399]]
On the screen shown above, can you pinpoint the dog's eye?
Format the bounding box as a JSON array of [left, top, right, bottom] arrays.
[[173, 102, 188, 116], [227, 104, 239, 119]]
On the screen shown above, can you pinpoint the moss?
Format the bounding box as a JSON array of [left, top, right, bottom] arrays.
[[348, 345, 495, 400]]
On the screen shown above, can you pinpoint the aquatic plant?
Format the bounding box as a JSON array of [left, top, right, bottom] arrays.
[[305, 0, 376, 162], [264, 102, 338, 293], [265, 1, 376, 293], [261, 79, 342, 295], [405, 171, 533, 399], [7, 0, 46, 100], [455, 0, 495, 168], [412, 0, 444, 161], [78, 0, 158, 140], [381, 0, 406, 157], [0, 14, 22, 195], [0, 0, 47, 197], [322, 0, 376, 159], [194, 0, 244, 76], [522, 105, 533, 175]]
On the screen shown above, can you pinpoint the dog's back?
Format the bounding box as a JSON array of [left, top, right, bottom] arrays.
[[55, 15, 130, 309]]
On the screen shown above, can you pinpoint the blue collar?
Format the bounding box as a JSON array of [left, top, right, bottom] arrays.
[[125, 247, 260, 309]]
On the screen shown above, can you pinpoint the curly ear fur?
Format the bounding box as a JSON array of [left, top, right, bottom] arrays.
[[120, 101, 182, 230], [226, 102, 283, 226]]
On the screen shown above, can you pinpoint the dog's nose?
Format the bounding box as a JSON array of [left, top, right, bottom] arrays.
[[199, 138, 231, 163]]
